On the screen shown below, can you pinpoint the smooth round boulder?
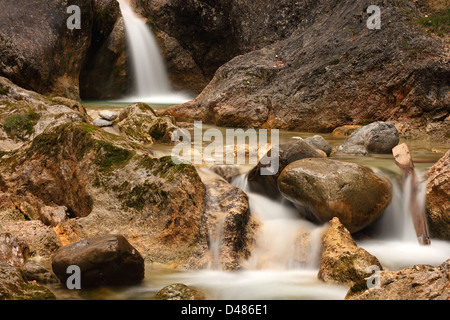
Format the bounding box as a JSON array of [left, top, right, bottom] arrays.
[[51, 234, 144, 288], [278, 158, 392, 233], [334, 121, 399, 155]]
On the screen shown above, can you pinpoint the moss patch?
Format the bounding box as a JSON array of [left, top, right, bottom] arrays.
[[0, 86, 10, 95], [3, 110, 40, 140], [415, 9, 450, 36]]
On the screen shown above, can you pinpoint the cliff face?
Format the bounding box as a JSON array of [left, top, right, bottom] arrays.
[[156, 0, 449, 140]]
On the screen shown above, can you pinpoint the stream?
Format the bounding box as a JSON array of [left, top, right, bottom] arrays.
[[46, 101, 450, 300]]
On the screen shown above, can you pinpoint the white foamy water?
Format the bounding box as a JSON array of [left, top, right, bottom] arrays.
[[117, 0, 192, 105]]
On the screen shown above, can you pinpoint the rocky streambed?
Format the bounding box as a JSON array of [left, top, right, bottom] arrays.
[[0, 77, 449, 300]]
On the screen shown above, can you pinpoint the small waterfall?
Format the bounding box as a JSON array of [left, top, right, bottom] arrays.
[[117, 0, 191, 104], [232, 174, 325, 271], [208, 217, 225, 270]]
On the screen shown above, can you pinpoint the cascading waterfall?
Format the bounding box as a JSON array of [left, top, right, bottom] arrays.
[[117, 0, 191, 104]]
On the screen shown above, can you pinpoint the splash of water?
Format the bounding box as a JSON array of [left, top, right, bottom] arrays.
[[117, 0, 191, 104]]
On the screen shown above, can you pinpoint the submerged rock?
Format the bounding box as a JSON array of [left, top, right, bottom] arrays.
[[334, 122, 400, 156], [52, 234, 145, 287], [21, 261, 58, 284], [346, 259, 450, 300], [155, 283, 205, 300], [426, 149, 450, 240], [318, 218, 382, 286], [278, 158, 392, 233]]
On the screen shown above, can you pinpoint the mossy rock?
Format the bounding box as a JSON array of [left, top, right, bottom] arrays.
[[155, 283, 205, 300]]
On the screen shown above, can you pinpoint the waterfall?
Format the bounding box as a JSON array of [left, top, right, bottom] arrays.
[[117, 0, 191, 104]]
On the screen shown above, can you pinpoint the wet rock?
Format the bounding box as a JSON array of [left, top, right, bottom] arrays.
[[334, 122, 400, 156], [304, 135, 332, 156], [346, 259, 450, 300], [209, 165, 241, 183], [51, 234, 145, 287], [426, 150, 450, 240], [198, 169, 259, 270], [318, 218, 382, 286], [0, 263, 56, 300], [21, 261, 58, 284], [155, 283, 205, 300], [278, 158, 392, 233], [0, 233, 29, 267]]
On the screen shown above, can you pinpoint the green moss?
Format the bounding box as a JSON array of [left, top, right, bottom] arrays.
[[415, 9, 450, 36], [95, 141, 133, 171], [0, 86, 10, 95], [3, 110, 41, 140]]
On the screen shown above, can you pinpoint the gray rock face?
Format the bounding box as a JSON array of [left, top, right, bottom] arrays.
[[278, 158, 392, 233], [93, 118, 113, 127], [0, 233, 29, 267], [99, 110, 118, 121], [51, 234, 145, 287], [159, 0, 449, 142], [334, 122, 400, 155], [304, 135, 332, 156]]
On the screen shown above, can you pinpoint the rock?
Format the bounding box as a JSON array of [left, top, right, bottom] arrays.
[[93, 118, 113, 127], [247, 138, 322, 198], [198, 169, 259, 270], [426, 150, 450, 240], [346, 259, 450, 300], [0, 233, 29, 267], [51, 234, 145, 287], [332, 125, 363, 136], [0, 263, 56, 300], [278, 158, 392, 233], [0, 221, 62, 259], [0, 0, 94, 101], [155, 283, 205, 300], [334, 122, 400, 156], [209, 165, 241, 183], [318, 218, 382, 286], [39, 206, 68, 227], [158, 1, 448, 142], [117, 103, 179, 144], [304, 135, 332, 156], [0, 77, 87, 151], [21, 261, 58, 284], [99, 110, 118, 121], [0, 121, 208, 268]]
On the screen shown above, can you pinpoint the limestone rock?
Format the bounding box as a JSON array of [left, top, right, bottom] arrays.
[[0, 233, 29, 267], [93, 118, 113, 127], [304, 135, 332, 156], [21, 261, 58, 284], [99, 110, 118, 121], [155, 283, 205, 300], [39, 206, 68, 227]]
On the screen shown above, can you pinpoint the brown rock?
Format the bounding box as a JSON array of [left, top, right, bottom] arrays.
[[426, 149, 450, 240], [318, 218, 382, 286], [0, 233, 29, 267], [346, 259, 450, 300]]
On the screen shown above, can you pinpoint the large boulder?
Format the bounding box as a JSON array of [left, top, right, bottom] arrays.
[[278, 158, 392, 233], [426, 150, 450, 240], [0, 263, 56, 300], [346, 259, 450, 300], [51, 234, 145, 287], [318, 218, 382, 286], [159, 0, 449, 142], [334, 122, 400, 156]]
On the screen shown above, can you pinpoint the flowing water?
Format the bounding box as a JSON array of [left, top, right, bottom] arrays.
[[116, 0, 191, 105], [48, 110, 450, 300]]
